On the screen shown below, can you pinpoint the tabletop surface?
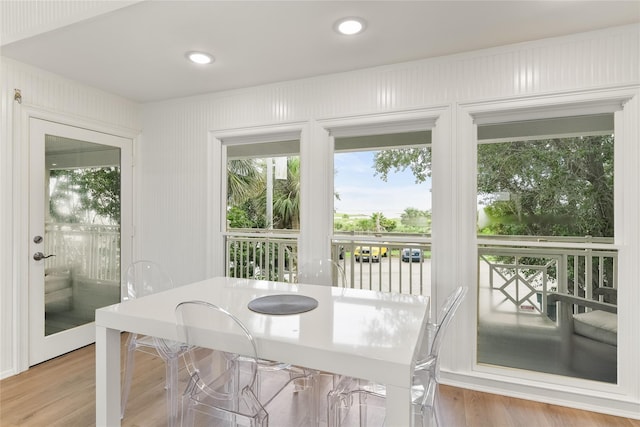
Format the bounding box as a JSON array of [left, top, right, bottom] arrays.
[[96, 276, 430, 385]]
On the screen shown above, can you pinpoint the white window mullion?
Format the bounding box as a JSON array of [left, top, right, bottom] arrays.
[[298, 120, 332, 264]]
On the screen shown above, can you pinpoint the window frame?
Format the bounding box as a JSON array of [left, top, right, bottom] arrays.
[[209, 123, 305, 278], [458, 87, 639, 399]]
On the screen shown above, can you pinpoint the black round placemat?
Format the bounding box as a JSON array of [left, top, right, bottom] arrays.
[[248, 294, 318, 315]]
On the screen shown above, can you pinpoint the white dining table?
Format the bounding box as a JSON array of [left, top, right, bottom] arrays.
[[95, 276, 430, 426]]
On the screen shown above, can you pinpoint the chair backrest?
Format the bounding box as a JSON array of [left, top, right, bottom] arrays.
[[413, 286, 467, 415], [125, 260, 173, 300], [427, 286, 468, 361], [175, 300, 259, 398], [297, 258, 347, 287]]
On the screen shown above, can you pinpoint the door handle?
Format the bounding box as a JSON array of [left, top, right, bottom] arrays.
[[33, 252, 55, 261]]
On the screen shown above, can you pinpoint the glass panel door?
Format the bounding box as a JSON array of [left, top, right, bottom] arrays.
[[29, 118, 131, 365]]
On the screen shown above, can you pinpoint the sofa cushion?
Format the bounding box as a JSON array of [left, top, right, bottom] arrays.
[[573, 310, 617, 347]]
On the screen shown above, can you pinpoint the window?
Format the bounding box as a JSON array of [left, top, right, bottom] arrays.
[[332, 130, 432, 295], [224, 138, 300, 282], [476, 113, 617, 384]]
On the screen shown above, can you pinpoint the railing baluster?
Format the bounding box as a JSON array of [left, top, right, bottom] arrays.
[[573, 255, 579, 301], [585, 249, 593, 301], [277, 243, 284, 282], [598, 255, 604, 291]]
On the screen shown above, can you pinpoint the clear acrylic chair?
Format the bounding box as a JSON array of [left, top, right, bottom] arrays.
[[225, 278, 320, 424], [120, 260, 185, 427], [297, 258, 347, 287], [175, 300, 314, 426], [327, 286, 468, 427], [296, 258, 349, 421]]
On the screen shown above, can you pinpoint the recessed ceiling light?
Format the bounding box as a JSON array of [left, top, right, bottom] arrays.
[[187, 51, 214, 65], [334, 17, 366, 36]]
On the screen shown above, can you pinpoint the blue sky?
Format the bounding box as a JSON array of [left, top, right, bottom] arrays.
[[334, 151, 432, 219]]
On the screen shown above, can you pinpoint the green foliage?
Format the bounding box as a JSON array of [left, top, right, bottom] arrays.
[[477, 135, 613, 237], [227, 206, 252, 228], [356, 218, 373, 231], [371, 212, 397, 232], [227, 159, 264, 205], [373, 147, 431, 183], [226, 157, 301, 230], [372, 135, 614, 239], [332, 212, 401, 232], [49, 167, 120, 224], [272, 158, 300, 229], [232, 199, 267, 228]]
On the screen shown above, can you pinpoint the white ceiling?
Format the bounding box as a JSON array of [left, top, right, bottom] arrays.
[[2, 1, 639, 103]]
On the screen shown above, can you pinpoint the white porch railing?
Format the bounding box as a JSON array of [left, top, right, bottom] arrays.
[[478, 244, 618, 317], [225, 231, 298, 283], [333, 236, 431, 295], [44, 223, 120, 282], [224, 230, 432, 296]]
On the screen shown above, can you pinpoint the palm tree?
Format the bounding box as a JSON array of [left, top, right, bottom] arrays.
[[227, 156, 302, 230], [227, 159, 263, 205], [272, 157, 300, 229]]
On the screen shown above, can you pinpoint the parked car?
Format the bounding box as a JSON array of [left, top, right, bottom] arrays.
[[401, 248, 423, 262], [354, 245, 388, 262]]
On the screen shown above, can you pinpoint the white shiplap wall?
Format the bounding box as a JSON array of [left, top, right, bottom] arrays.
[[0, 57, 141, 377], [139, 24, 640, 418]]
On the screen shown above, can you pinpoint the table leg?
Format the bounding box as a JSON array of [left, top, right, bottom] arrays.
[[385, 384, 413, 427], [166, 356, 180, 427], [96, 325, 121, 427]]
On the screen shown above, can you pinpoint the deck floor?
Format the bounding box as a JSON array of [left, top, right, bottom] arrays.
[[477, 264, 616, 383]]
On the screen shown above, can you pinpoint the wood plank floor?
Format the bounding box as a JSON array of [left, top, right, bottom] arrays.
[[1, 334, 638, 427]]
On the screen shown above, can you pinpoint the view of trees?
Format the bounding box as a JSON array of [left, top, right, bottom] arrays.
[[228, 151, 433, 233], [332, 209, 431, 233], [477, 135, 614, 238], [227, 157, 300, 229], [373, 135, 614, 238], [334, 212, 398, 232], [49, 167, 121, 225], [227, 132, 613, 240], [373, 147, 431, 184]]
